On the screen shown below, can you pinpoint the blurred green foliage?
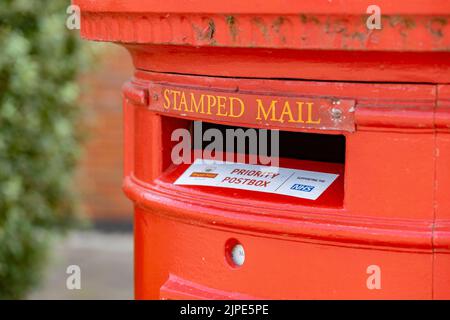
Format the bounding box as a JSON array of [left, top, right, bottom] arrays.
[[0, 0, 89, 298]]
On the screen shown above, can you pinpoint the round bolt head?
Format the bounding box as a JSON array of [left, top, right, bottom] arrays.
[[230, 244, 245, 267], [330, 107, 343, 120]]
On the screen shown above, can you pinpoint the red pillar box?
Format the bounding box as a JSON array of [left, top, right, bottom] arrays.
[[75, 0, 450, 299]]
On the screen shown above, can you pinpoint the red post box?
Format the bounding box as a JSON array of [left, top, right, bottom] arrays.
[[75, 0, 450, 299]]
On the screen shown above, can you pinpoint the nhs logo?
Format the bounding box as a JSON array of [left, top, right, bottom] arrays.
[[290, 184, 315, 192]]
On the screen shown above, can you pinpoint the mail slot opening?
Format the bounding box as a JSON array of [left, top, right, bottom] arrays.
[[159, 118, 345, 208], [197, 122, 346, 165]]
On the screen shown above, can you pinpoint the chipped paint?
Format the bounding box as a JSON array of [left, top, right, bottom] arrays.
[[388, 15, 416, 37], [252, 17, 269, 41], [428, 17, 448, 38], [226, 15, 238, 41], [299, 14, 320, 25], [80, 11, 450, 52], [272, 17, 286, 43], [192, 19, 216, 44]]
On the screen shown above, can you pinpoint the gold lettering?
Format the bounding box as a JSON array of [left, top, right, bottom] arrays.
[[279, 101, 296, 123], [306, 102, 321, 124], [172, 90, 181, 110], [229, 97, 245, 118], [179, 91, 188, 111], [190, 93, 204, 113], [206, 95, 217, 115], [256, 99, 277, 121], [163, 89, 170, 109], [295, 102, 305, 123], [216, 96, 228, 116]]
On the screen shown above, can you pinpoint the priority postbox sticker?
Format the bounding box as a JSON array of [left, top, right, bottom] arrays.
[[174, 159, 339, 200]]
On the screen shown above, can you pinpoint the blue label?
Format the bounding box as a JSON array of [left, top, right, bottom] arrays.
[[290, 184, 315, 192]]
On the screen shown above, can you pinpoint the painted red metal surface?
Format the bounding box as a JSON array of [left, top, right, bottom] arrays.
[[148, 81, 356, 132], [74, 0, 450, 299]]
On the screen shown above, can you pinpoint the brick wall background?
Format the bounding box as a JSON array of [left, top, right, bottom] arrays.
[[76, 44, 133, 222]]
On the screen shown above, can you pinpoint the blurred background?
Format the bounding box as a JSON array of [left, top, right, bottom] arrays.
[[0, 1, 134, 299]]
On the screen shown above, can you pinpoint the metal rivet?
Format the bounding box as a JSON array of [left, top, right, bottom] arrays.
[[330, 107, 343, 121], [332, 99, 341, 105], [152, 93, 159, 101], [230, 243, 245, 267]]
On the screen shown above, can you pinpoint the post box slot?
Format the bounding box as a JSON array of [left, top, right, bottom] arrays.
[[157, 118, 345, 208], [197, 122, 346, 164]]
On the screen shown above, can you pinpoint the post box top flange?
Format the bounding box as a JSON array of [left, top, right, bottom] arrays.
[[74, 0, 450, 52]]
